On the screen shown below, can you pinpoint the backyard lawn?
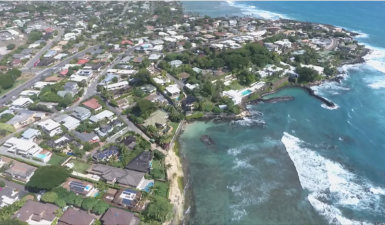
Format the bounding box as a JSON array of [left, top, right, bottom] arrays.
[[48, 155, 68, 166], [168, 122, 180, 136], [69, 159, 91, 174], [152, 159, 166, 180], [153, 181, 168, 198]]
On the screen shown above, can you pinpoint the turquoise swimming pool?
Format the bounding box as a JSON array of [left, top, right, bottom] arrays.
[[35, 154, 47, 159], [241, 90, 252, 96]]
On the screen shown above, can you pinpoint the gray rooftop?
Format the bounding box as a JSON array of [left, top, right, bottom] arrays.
[[22, 128, 40, 139]]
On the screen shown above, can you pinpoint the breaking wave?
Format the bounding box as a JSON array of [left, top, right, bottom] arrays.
[[281, 132, 385, 224], [226, 1, 288, 19]]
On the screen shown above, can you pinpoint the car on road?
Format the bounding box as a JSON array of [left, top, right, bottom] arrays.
[[2, 95, 6, 98]]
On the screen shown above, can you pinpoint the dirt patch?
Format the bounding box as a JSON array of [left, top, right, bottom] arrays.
[[17, 72, 35, 81], [22, 194, 35, 201]]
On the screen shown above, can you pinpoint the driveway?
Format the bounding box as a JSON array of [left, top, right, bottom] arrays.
[[0, 178, 28, 192]]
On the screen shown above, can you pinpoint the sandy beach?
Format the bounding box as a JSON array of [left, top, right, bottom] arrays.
[[165, 141, 185, 224]]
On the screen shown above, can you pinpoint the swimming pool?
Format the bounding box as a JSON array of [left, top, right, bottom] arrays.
[[35, 154, 46, 159], [144, 182, 154, 192], [93, 192, 99, 197], [241, 90, 252, 96]]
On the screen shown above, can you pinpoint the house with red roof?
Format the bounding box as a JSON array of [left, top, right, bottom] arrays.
[[12, 59, 22, 66], [77, 59, 89, 65], [60, 69, 69, 76], [82, 98, 102, 111], [121, 40, 133, 45], [44, 27, 54, 33]]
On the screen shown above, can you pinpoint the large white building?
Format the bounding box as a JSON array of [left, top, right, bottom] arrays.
[[4, 137, 42, 157], [89, 110, 116, 123], [38, 119, 62, 137]]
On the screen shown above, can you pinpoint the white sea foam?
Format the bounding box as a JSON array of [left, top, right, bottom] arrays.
[[227, 144, 255, 156], [281, 132, 385, 224], [226, 1, 288, 19], [321, 103, 340, 110], [233, 158, 254, 169]]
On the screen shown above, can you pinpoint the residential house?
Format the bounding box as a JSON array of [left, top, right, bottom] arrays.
[[62, 178, 95, 197], [19, 90, 40, 97], [141, 84, 156, 93], [93, 146, 119, 161], [11, 97, 33, 109], [105, 81, 129, 91], [116, 98, 129, 110], [73, 131, 100, 143], [182, 96, 198, 111], [71, 107, 91, 121], [21, 128, 41, 141], [87, 164, 145, 188], [53, 114, 80, 130], [95, 119, 123, 137], [43, 50, 57, 58], [144, 93, 168, 104], [82, 98, 102, 111], [125, 151, 152, 173], [0, 187, 22, 208], [4, 137, 42, 157], [4, 161, 36, 182], [120, 136, 137, 150], [34, 81, 55, 90], [6, 111, 36, 129], [13, 201, 58, 224], [169, 60, 183, 68], [38, 119, 62, 137], [101, 207, 140, 225], [166, 84, 180, 97], [178, 72, 190, 82], [12, 59, 22, 66], [89, 110, 115, 123], [58, 208, 95, 225], [37, 58, 55, 67]]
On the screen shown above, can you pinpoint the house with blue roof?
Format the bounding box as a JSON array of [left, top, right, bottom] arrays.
[[93, 146, 119, 161], [99, 74, 120, 86]]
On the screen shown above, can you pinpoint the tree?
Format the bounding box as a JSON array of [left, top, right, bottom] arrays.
[[112, 77, 118, 83], [59, 93, 73, 108], [0, 218, 28, 225], [81, 197, 98, 211], [0, 180, 5, 187], [74, 195, 84, 208], [26, 166, 71, 191], [135, 99, 157, 115], [92, 200, 110, 215], [63, 192, 77, 205], [183, 41, 192, 49], [135, 69, 151, 83], [41, 192, 58, 203], [28, 30, 43, 42], [145, 196, 173, 223], [296, 66, 320, 83], [55, 198, 66, 208], [6, 44, 15, 50]]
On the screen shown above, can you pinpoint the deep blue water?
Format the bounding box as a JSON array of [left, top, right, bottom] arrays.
[[181, 2, 385, 224]]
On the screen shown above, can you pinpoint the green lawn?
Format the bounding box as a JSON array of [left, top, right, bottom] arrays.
[[152, 159, 166, 180], [168, 122, 179, 136], [229, 80, 245, 90], [48, 155, 68, 166], [153, 181, 168, 198], [69, 159, 91, 173], [0, 79, 28, 97]]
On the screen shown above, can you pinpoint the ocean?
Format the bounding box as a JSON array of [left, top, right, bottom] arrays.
[[179, 1, 385, 224]]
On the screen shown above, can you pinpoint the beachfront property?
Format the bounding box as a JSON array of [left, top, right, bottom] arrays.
[[223, 82, 266, 104], [101, 208, 140, 225]]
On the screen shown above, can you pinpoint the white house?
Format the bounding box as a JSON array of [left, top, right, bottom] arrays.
[[105, 81, 129, 91], [166, 84, 180, 97], [11, 97, 34, 109], [4, 137, 42, 157], [89, 110, 116, 123], [53, 114, 80, 130], [33, 82, 55, 90], [38, 119, 62, 137]]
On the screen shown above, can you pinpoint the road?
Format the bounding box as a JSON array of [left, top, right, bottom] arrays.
[[0, 178, 28, 192], [23, 27, 65, 69], [0, 45, 100, 105], [325, 38, 338, 51]]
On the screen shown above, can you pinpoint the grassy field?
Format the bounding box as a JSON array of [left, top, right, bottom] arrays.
[[154, 181, 168, 198], [0, 79, 28, 97], [152, 159, 166, 180], [169, 122, 179, 136], [48, 155, 68, 166], [70, 159, 90, 173]]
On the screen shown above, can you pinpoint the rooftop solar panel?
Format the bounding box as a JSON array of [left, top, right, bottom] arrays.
[[122, 199, 132, 205]]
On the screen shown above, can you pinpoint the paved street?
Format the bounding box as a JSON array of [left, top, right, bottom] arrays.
[[0, 178, 28, 193], [23, 28, 65, 69], [0, 45, 99, 105]]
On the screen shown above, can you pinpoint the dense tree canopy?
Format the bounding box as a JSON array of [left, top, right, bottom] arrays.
[[26, 166, 71, 191], [296, 67, 320, 83], [145, 196, 173, 223], [92, 200, 110, 215]]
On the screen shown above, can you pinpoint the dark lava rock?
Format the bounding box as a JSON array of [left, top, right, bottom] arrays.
[[200, 135, 215, 146]]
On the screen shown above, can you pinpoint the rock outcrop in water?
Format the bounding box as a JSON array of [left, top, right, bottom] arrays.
[[246, 96, 294, 105], [200, 135, 215, 146]]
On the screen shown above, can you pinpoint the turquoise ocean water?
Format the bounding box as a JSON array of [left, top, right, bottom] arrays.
[[180, 1, 385, 224]]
